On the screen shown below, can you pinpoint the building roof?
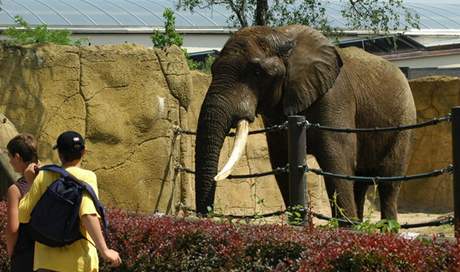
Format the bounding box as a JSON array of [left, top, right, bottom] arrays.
[[1, 0, 460, 33], [0, 0, 231, 32]]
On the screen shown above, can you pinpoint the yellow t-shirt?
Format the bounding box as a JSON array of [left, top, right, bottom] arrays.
[[19, 166, 100, 272]]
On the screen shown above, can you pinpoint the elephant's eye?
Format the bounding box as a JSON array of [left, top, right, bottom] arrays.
[[248, 59, 264, 77], [254, 66, 262, 76]]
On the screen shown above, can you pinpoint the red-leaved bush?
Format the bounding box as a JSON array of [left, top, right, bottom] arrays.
[[0, 201, 458, 271]]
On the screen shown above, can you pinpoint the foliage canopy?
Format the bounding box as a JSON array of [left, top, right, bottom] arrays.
[[177, 0, 419, 34], [151, 8, 184, 48], [3, 16, 86, 46]]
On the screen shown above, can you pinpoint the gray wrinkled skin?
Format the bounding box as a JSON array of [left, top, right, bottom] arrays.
[[195, 25, 416, 222]]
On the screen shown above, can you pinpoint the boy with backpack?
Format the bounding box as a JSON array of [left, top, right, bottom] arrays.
[[18, 131, 121, 271]]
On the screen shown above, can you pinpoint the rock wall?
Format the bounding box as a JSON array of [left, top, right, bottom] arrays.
[[399, 76, 460, 212], [0, 43, 190, 213]]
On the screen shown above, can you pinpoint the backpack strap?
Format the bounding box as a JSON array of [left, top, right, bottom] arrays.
[[39, 164, 71, 177], [79, 182, 109, 235], [39, 164, 109, 235]]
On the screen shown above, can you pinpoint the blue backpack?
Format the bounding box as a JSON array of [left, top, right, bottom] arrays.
[[28, 164, 108, 247]]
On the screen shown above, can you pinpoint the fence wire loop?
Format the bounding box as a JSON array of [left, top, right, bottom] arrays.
[[174, 114, 450, 136], [175, 165, 289, 179], [311, 212, 454, 228], [299, 120, 311, 129], [173, 122, 288, 137], [177, 206, 454, 229], [300, 114, 451, 133], [178, 206, 287, 220], [306, 164, 453, 182]]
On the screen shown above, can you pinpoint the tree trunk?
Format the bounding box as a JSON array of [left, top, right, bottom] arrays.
[[255, 0, 268, 26]]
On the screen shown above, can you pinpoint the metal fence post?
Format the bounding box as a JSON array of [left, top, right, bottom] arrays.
[[288, 116, 307, 213], [451, 107, 460, 238]]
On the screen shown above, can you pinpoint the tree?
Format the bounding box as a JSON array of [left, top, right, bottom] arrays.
[[151, 8, 184, 48], [3, 16, 86, 46], [177, 0, 419, 34]]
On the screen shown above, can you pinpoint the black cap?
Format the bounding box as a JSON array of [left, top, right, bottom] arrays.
[[53, 131, 85, 152]]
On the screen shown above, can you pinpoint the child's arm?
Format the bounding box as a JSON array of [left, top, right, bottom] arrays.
[[24, 162, 39, 184], [81, 214, 121, 267], [6, 185, 21, 257], [18, 171, 44, 223]]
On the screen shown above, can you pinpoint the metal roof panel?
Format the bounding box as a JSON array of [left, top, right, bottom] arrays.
[[1, 0, 460, 30]]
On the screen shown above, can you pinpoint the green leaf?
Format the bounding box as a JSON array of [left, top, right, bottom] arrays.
[[3, 16, 87, 46]]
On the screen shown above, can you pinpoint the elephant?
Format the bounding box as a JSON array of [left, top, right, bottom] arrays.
[[195, 24, 416, 222]]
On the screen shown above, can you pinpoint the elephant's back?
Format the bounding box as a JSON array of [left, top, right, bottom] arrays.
[[336, 47, 416, 172], [337, 47, 416, 128]]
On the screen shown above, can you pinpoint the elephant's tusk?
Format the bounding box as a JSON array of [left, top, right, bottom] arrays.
[[214, 119, 249, 181]]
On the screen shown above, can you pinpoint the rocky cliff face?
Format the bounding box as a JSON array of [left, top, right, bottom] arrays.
[[399, 76, 460, 212], [0, 43, 190, 213], [0, 43, 458, 215]]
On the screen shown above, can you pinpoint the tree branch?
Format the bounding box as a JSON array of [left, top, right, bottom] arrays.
[[348, 0, 371, 18], [255, 0, 268, 26], [228, 0, 248, 27]]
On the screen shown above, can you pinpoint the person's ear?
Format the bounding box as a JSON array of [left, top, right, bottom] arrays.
[[14, 153, 22, 161]]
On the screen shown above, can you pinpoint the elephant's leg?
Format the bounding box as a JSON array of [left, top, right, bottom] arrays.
[[374, 132, 412, 220], [263, 118, 290, 208], [323, 177, 356, 221], [378, 182, 401, 220], [353, 181, 370, 221], [312, 132, 358, 221]]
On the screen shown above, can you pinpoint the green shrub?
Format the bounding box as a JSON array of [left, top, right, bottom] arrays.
[[188, 55, 215, 74], [0, 203, 457, 271], [151, 8, 183, 48], [328, 250, 393, 272], [3, 16, 86, 46], [243, 240, 303, 271], [353, 219, 401, 234], [151, 8, 216, 72]]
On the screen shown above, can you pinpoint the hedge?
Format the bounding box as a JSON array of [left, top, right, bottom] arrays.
[[0, 202, 458, 271]]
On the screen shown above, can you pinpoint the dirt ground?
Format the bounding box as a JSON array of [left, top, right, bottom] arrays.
[[381, 212, 454, 237], [243, 208, 454, 239], [206, 207, 455, 239], [306, 188, 456, 238], [311, 206, 455, 238]]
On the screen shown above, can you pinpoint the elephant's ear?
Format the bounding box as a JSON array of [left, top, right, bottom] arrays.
[[280, 27, 343, 116]]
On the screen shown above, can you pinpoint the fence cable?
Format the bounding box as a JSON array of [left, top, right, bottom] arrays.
[[173, 122, 288, 137], [178, 206, 454, 228], [173, 115, 450, 136], [306, 165, 453, 182], [177, 164, 453, 182], [311, 212, 454, 228], [175, 165, 289, 179], [173, 113, 455, 228], [302, 115, 451, 133], [179, 206, 286, 219]]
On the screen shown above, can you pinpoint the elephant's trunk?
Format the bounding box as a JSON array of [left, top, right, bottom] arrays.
[[195, 96, 233, 215]]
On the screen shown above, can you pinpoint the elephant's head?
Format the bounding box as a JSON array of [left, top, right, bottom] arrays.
[[195, 25, 342, 215]]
